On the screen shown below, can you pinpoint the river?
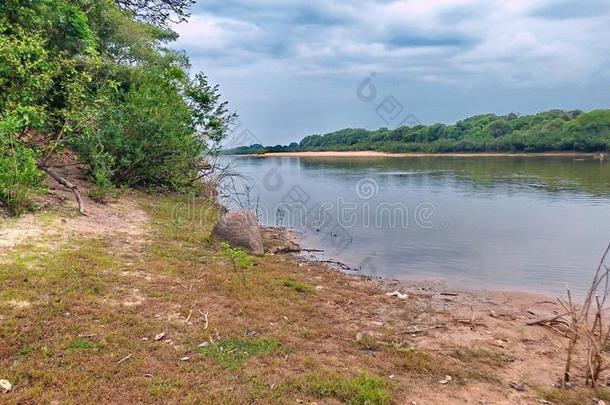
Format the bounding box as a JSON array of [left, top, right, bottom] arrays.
[[226, 155, 610, 296]]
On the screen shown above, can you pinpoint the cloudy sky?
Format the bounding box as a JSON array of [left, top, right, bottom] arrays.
[[173, 0, 610, 145]]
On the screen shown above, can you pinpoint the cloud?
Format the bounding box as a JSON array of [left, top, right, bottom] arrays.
[[172, 0, 610, 143], [532, 0, 610, 20]]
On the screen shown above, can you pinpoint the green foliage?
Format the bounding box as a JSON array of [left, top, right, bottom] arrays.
[[220, 242, 254, 268], [0, 0, 234, 216], [228, 109, 610, 154], [197, 337, 280, 370], [220, 242, 254, 286], [298, 371, 391, 405], [0, 113, 46, 215]]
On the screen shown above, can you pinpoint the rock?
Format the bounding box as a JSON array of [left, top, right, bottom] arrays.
[[0, 379, 12, 393], [261, 227, 300, 254], [439, 375, 452, 384], [154, 332, 166, 341], [212, 210, 264, 256]]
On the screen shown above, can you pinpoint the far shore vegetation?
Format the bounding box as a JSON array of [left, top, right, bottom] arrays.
[[226, 109, 610, 155]]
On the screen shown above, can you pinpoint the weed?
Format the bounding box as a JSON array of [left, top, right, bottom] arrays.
[[220, 242, 254, 287]]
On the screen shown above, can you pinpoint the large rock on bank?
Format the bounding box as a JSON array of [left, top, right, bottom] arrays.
[[212, 210, 264, 256]]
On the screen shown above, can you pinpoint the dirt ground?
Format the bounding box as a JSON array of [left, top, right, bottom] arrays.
[[0, 173, 607, 404]]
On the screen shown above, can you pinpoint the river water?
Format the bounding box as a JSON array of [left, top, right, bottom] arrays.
[[226, 155, 610, 296]]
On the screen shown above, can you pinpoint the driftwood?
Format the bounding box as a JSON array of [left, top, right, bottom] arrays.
[[37, 160, 86, 216], [526, 313, 569, 326]]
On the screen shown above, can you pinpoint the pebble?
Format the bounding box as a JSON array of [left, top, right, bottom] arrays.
[[0, 379, 12, 393], [154, 332, 166, 341], [439, 375, 452, 384]]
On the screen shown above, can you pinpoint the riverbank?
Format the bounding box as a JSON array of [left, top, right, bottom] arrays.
[[235, 151, 602, 158], [0, 175, 606, 403]]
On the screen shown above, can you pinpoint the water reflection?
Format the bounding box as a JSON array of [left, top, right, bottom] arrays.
[[227, 156, 610, 296]]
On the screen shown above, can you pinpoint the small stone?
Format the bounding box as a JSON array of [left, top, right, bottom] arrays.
[[389, 374, 395, 379], [197, 342, 209, 347], [154, 332, 166, 341], [439, 375, 452, 384], [0, 379, 12, 393], [180, 356, 190, 361]]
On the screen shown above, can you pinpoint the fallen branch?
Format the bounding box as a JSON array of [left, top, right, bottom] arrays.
[[116, 353, 133, 365], [526, 313, 569, 326], [198, 309, 209, 330], [37, 160, 86, 215]]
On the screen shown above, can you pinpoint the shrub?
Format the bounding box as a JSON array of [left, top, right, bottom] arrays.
[[0, 115, 45, 216]]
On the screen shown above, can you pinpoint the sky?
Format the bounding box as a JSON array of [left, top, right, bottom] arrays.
[[173, 0, 610, 146]]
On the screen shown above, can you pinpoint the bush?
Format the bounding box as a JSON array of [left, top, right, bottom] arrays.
[[1, 2, 235, 216], [0, 115, 45, 216]]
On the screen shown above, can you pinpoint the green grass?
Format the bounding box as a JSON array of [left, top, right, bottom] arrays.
[[282, 279, 314, 294], [67, 339, 100, 351], [297, 371, 391, 405], [197, 337, 280, 370]]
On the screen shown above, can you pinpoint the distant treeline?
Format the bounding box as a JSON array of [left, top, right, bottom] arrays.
[[226, 109, 610, 154]]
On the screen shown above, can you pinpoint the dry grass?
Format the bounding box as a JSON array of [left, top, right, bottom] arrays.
[[0, 192, 601, 404]]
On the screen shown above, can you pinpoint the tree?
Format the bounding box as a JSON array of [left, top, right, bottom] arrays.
[[114, 0, 195, 25], [1, 0, 235, 215]]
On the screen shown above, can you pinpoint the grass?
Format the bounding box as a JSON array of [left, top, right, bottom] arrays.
[[197, 337, 280, 370], [281, 279, 314, 294], [296, 371, 391, 405], [537, 387, 610, 405], [0, 191, 572, 404], [395, 347, 438, 375], [66, 339, 101, 351], [451, 347, 512, 368]]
